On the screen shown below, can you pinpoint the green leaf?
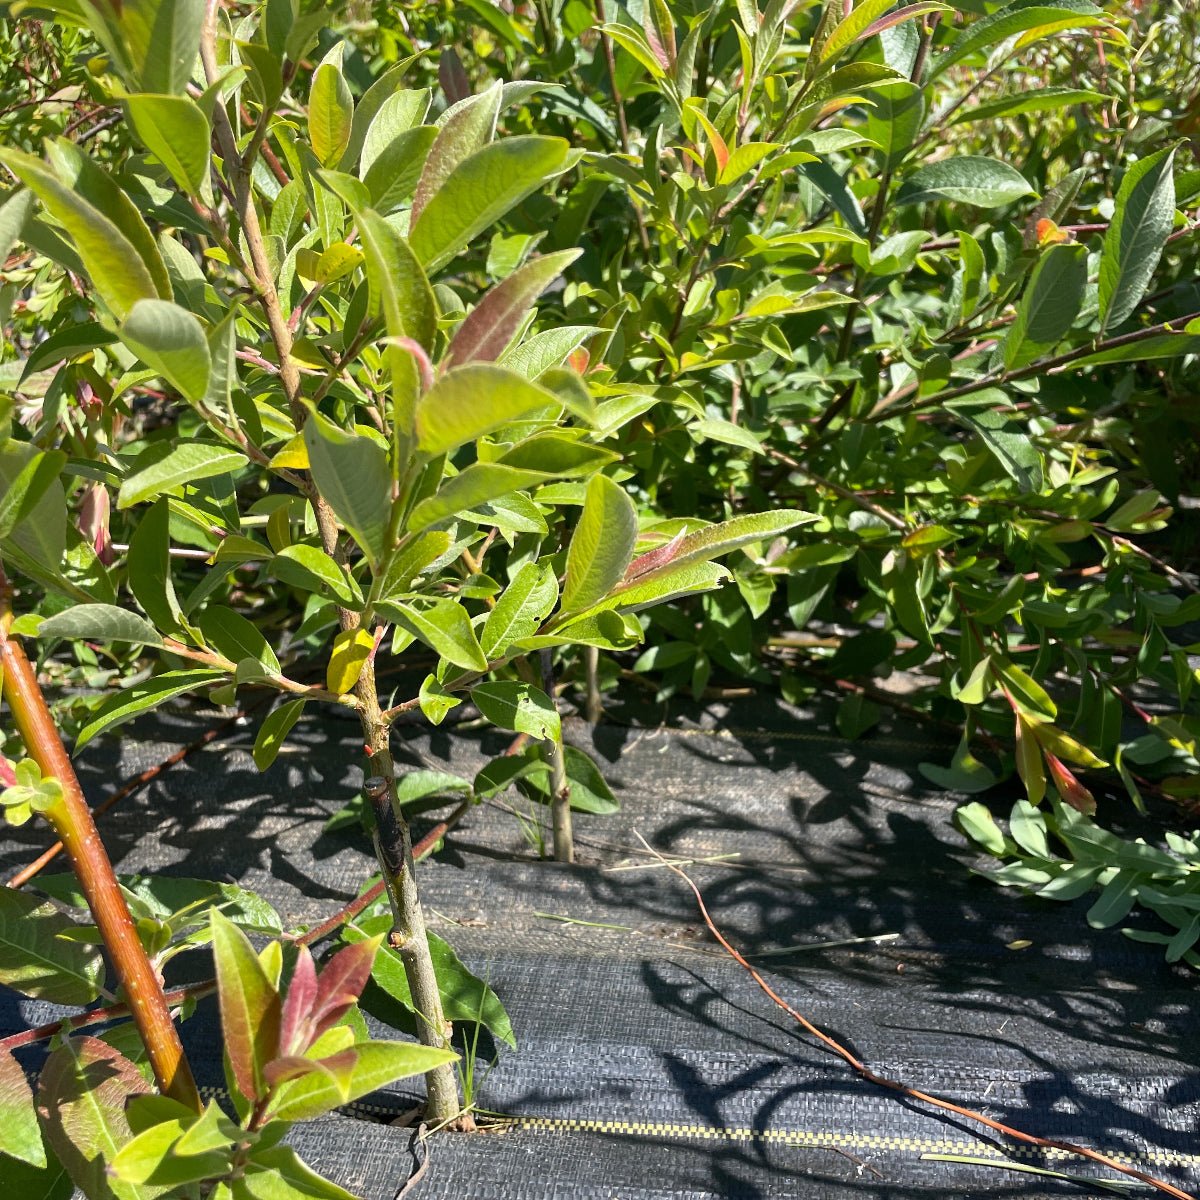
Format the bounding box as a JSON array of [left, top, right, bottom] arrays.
[[362, 125, 438, 214], [234, 1144, 358, 1199], [126, 497, 186, 635], [309, 54, 355, 168], [197, 606, 280, 674], [998, 660, 1057, 720], [446, 250, 581, 369], [0, 1048, 45, 1167], [418, 673, 461, 725], [0, 446, 67, 541], [934, 4, 1107, 77], [120, 300, 212, 405], [270, 545, 364, 608], [37, 604, 162, 647], [409, 135, 571, 271], [0, 442, 66, 575], [75, 670, 226, 752], [0, 889, 104, 1005], [471, 681, 560, 741], [410, 81, 502, 226], [302, 411, 392, 569], [377, 598, 488, 670], [349, 917, 515, 1047], [950, 87, 1108, 125], [267, 1040, 457, 1123], [630, 510, 815, 581], [498, 433, 618, 478], [1002, 243, 1088, 369], [117, 442, 246, 510], [124, 0, 206, 94], [110, 1101, 233, 1188], [955, 407, 1043, 492], [821, 0, 948, 61], [515, 743, 619, 814], [956, 801, 1007, 856], [1098, 145, 1178, 333], [561, 474, 638, 613], [481, 561, 559, 658], [358, 86, 432, 174], [920, 734, 997, 794], [38, 1037, 149, 1200], [415, 364, 561, 457], [350, 206, 435, 438], [254, 700, 307, 771], [394, 769, 472, 807], [211, 912, 281, 1104], [407, 464, 548, 532], [125, 94, 211, 195], [0, 147, 163, 320], [895, 156, 1034, 208]]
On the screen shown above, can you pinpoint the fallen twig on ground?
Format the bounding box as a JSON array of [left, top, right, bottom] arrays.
[[635, 832, 1196, 1200]]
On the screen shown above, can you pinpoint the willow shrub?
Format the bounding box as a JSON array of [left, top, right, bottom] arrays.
[[0, 0, 1198, 1194]]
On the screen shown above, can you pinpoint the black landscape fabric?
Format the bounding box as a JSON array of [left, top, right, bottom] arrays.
[[1, 692, 1196, 1199]]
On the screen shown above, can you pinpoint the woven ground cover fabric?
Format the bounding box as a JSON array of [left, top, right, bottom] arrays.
[[1, 693, 1196, 1199]]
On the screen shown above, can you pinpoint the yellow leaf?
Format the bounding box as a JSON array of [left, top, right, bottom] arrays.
[[326, 628, 375, 695], [315, 242, 364, 285], [268, 434, 309, 470]]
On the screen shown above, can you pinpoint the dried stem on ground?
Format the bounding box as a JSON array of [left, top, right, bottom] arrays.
[[636, 833, 1196, 1200]]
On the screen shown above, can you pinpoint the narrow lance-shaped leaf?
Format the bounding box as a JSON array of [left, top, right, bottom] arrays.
[[126, 497, 186, 635], [37, 604, 163, 647], [0, 1048, 46, 1167], [352, 206, 435, 438], [445, 250, 581, 369], [625, 510, 816, 582], [302, 410, 393, 569], [125, 94, 211, 195], [895, 156, 1035, 208], [409, 135, 572, 271], [562, 475, 639, 613], [119, 300, 212, 406], [253, 699, 307, 771], [211, 912, 282, 1103], [410, 81, 502, 226], [378, 598, 489, 671], [0, 442, 66, 574], [1098, 145, 1177, 333], [309, 47, 355, 168], [117, 442, 246, 510], [0, 147, 160, 320], [74, 670, 226, 752], [1002, 243, 1088, 369]]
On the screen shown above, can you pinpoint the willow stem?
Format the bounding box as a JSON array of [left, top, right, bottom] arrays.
[[539, 650, 574, 863], [0, 574, 200, 1112]]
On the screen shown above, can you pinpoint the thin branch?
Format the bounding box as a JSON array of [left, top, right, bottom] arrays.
[[637, 835, 1195, 1200]]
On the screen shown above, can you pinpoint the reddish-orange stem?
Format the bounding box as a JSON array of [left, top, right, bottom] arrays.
[[0, 598, 201, 1112], [641, 836, 1195, 1200]]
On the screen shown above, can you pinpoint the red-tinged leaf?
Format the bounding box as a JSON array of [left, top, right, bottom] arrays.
[[38, 1036, 150, 1200], [438, 48, 471, 106], [625, 531, 686, 581], [568, 346, 590, 374], [444, 250, 581, 370], [1014, 712, 1046, 805], [858, 1, 946, 44], [1046, 751, 1096, 815], [278, 945, 319, 1056], [263, 1047, 355, 1091], [311, 935, 381, 1037], [0, 1047, 45, 1167], [211, 911, 281, 1103]]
